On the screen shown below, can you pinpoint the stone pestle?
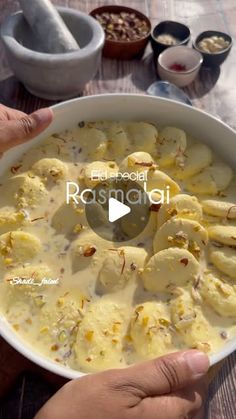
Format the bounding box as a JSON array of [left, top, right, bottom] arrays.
[[19, 0, 80, 53]]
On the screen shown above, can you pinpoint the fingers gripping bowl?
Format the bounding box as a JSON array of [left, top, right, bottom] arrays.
[[0, 95, 236, 379]]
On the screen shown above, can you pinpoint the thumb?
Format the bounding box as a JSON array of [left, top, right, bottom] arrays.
[[120, 350, 209, 396], [0, 108, 53, 151]]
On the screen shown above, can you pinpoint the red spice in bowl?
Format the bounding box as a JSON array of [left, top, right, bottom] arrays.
[[168, 63, 187, 72]]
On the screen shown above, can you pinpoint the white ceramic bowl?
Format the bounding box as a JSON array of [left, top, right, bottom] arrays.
[[158, 46, 203, 87], [0, 94, 235, 379]]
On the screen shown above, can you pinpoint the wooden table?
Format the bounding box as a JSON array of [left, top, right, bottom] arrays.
[[0, 0, 235, 418]]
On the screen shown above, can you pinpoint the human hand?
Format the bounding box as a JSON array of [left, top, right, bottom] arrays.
[[0, 104, 53, 155], [35, 350, 209, 419]]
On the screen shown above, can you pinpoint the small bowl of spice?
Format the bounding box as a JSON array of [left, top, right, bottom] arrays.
[[158, 46, 203, 88], [90, 5, 151, 60], [193, 30, 232, 67], [151, 21, 191, 59]]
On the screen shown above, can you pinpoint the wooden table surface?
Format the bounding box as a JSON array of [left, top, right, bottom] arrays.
[[0, 0, 235, 418]]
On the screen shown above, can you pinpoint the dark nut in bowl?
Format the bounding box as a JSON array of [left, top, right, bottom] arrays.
[[90, 6, 151, 60], [151, 21, 191, 59], [193, 30, 232, 67]]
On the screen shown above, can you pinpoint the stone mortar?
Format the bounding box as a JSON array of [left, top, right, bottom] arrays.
[[0, 7, 105, 100]]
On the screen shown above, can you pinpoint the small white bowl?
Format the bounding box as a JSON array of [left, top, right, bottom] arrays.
[[158, 46, 203, 87]]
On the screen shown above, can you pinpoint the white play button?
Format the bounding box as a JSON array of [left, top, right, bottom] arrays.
[[109, 197, 131, 223], [85, 178, 151, 242]]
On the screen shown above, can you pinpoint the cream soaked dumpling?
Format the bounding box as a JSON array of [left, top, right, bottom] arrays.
[[107, 123, 129, 157], [75, 300, 129, 372], [153, 218, 208, 259], [121, 210, 157, 241], [200, 273, 236, 317], [202, 200, 236, 220], [130, 302, 174, 359], [209, 246, 236, 279], [51, 199, 86, 236], [142, 248, 200, 292], [201, 179, 236, 219], [71, 230, 112, 273], [0, 208, 27, 235], [77, 126, 107, 159], [208, 225, 236, 246], [39, 290, 86, 351], [32, 158, 68, 182], [157, 194, 203, 228], [185, 163, 233, 195], [84, 161, 118, 188], [173, 143, 212, 180], [98, 246, 148, 292], [6, 174, 48, 208], [0, 231, 41, 264], [39, 135, 71, 159], [120, 160, 180, 196], [156, 126, 187, 168], [124, 122, 158, 154], [119, 151, 155, 175], [144, 169, 180, 197], [171, 290, 220, 352]]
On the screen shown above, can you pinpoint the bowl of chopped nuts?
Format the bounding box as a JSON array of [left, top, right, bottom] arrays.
[[193, 30, 232, 67], [90, 5, 151, 60]]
